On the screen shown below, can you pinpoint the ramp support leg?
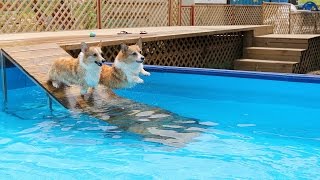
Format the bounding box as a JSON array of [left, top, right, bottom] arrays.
[[47, 94, 52, 111], [0, 50, 7, 111]]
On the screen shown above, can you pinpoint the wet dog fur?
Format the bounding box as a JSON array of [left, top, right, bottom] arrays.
[[48, 41, 106, 95], [100, 38, 150, 89]]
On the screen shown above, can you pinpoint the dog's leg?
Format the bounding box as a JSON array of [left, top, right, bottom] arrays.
[[133, 76, 144, 83], [80, 85, 89, 95], [63, 81, 72, 87], [140, 68, 150, 76], [52, 81, 60, 88], [89, 86, 97, 94]]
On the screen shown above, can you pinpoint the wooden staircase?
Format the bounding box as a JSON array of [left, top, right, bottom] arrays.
[[234, 34, 309, 73]]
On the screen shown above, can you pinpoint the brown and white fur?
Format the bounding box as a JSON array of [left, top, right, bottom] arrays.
[[48, 42, 106, 95], [100, 38, 150, 89]]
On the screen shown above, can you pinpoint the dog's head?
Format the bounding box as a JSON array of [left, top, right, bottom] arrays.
[[116, 38, 145, 64], [81, 41, 106, 66]]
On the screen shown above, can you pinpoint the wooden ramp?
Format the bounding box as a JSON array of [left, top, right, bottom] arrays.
[[1, 43, 212, 147], [1, 43, 107, 107]]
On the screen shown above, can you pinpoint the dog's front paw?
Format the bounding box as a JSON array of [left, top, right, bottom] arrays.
[[142, 71, 151, 76], [52, 81, 60, 88], [135, 78, 144, 84]]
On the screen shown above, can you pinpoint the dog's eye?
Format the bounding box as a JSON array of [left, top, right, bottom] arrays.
[[131, 52, 137, 56], [93, 53, 97, 57]]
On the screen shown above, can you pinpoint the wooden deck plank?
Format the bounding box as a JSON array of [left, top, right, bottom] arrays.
[[253, 41, 309, 49], [0, 26, 270, 49], [234, 59, 297, 73], [9, 50, 69, 61], [256, 34, 320, 39], [2, 43, 60, 52], [13, 54, 71, 63], [244, 53, 301, 62], [245, 47, 305, 56], [0, 26, 267, 41]]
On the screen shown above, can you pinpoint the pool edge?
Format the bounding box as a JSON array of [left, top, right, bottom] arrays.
[[143, 65, 320, 84]]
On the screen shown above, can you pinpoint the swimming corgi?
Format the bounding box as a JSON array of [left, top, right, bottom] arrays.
[[100, 38, 150, 89], [48, 41, 106, 95]]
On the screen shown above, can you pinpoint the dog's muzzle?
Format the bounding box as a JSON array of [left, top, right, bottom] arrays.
[[136, 60, 144, 63], [95, 61, 103, 66], [136, 57, 145, 63], [95, 60, 107, 66]]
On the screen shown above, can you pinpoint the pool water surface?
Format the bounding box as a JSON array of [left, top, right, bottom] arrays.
[[0, 69, 320, 179]]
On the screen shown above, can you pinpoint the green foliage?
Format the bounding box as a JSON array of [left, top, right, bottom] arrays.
[[298, 0, 320, 5]]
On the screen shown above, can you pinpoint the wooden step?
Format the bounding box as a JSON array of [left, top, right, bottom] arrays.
[[253, 35, 310, 49], [245, 47, 305, 56], [244, 47, 305, 62], [234, 59, 298, 73]]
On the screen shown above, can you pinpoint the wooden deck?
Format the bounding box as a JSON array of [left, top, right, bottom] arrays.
[[0, 25, 273, 109], [0, 25, 272, 49], [0, 25, 272, 146], [0, 25, 272, 106]]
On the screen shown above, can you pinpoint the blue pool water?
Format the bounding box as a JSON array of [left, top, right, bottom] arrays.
[[1, 67, 320, 179]]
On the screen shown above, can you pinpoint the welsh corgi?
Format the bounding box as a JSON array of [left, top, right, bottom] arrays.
[[48, 41, 106, 95], [100, 38, 150, 89]]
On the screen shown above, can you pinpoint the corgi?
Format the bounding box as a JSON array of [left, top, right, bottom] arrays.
[[48, 41, 106, 95], [100, 38, 150, 89]]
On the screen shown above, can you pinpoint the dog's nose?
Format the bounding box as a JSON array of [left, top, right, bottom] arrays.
[[94, 61, 102, 66], [141, 57, 145, 61], [102, 59, 107, 63]]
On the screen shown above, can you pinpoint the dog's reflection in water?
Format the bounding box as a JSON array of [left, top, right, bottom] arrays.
[[62, 86, 213, 147]]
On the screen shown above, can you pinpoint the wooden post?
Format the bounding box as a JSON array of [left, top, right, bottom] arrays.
[[231, 5, 235, 25], [169, 0, 172, 26], [243, 30, 253, 48], [97, 0, 102, 29], [191, 5, 195, 26], [179, 4, 182, 25], [315, 16, 317, 34], [289, 9, 291, 34]]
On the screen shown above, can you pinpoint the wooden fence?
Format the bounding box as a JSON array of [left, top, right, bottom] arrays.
[[181, 3, 320, 34], [0, 0, 98, 33], [0, 0, 180, 33], [67, 31, 245, 69], [181, 5, 262, 26], [263, 2, 320, 34], [1, 1, 320, 34]]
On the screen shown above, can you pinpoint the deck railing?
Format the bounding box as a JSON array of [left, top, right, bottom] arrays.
[[263, 2, 320, 34], [181, 5, 262, 26], [0, 1, 320, 34], [0, 0, 98, 33], [0, 0, 180, 33]]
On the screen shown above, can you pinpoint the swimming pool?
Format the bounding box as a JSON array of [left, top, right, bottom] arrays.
[[1, 65, 320, 179]]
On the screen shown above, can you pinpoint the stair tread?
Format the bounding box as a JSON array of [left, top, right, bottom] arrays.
[[245, 47, 305, 51], [255, 34, 320, 39], [235, 59, 298, 64]]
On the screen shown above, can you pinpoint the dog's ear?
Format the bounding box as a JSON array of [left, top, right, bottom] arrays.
[[136, 37, 142, 49], [81, 42, 89, 53], [97, 40, 102, 48], [120, 43, 129, 54]]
